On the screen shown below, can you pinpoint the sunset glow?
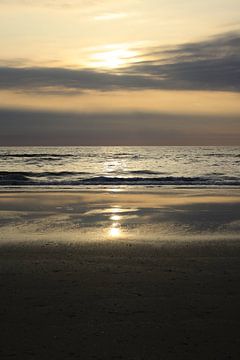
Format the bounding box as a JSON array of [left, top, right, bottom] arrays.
[[0, 0, 239, 145], [90, 48, 138, 69]]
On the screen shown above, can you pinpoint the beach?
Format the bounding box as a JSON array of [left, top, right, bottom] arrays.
[[0, 189, 240, 359], [1, 0, 240, 354]]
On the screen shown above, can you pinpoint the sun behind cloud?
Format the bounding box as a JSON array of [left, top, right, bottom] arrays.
[[90, 46, 138, 69]]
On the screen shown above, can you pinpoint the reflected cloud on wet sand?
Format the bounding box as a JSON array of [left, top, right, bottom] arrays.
[[0, 189, 240, 246]]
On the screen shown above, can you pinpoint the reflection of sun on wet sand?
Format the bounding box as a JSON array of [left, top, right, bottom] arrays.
[[0, 189, 240, 359], [109, 207, 123, 238], [109, 223, 121, 237]]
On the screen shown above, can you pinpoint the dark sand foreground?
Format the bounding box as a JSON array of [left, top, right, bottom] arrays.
[[0, 189, 240, 359]]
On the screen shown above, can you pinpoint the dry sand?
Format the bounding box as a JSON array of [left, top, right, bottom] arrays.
[[0, 189, 240, 359]]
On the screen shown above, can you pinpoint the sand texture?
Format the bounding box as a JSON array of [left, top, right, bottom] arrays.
[[0, 189, 240, 359]]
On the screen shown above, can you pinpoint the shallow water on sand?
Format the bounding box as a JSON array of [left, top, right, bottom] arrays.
[[0, 189, 239, 246]]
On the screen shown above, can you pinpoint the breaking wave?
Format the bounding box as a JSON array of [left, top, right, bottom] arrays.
[[0, 171, 239, 187]]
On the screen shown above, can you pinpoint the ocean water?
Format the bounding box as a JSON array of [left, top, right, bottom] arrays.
[[0, 146, 239, 189]]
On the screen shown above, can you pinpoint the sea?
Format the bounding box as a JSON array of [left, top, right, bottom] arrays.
[[0, 146, 239, 190]]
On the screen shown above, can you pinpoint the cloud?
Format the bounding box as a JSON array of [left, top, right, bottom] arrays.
[[0, 32, 239, 93], [130, 31, 240, 91], [0, 108, 239, 145], [0, 0, 94, 6], [0, 67, 160, 93], [0, 0, 127, 9]]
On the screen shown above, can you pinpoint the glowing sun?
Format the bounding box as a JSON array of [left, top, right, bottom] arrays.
[[90, 47, 137, 69]]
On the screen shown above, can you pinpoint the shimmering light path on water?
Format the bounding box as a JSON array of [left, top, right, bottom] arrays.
[[0, 146, 239, 189]]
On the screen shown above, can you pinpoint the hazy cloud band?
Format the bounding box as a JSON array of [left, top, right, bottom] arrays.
[[0, 108, 239, 145]]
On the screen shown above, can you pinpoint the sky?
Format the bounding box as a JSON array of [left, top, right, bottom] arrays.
[[0, 0, 240, 145]]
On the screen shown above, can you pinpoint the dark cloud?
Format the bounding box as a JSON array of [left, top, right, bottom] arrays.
[[0, 32, 239, 93], [0, 67, 159, 93], [129, 31, 240, 92], [147, 31, 240, 61], [0, 108, 239, 145]]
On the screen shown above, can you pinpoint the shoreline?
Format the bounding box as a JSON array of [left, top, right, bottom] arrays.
[[0, 185, 240, 193]]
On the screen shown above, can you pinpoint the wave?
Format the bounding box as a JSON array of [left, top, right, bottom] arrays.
[[0, 154, 73, 158], [203, 153, 240, 158], [79, 176, 240, 186], [129, 170, 164, 175], [0, 172, 239, 187], [0, 171, 88, 185], [0, 171, 88, 177]]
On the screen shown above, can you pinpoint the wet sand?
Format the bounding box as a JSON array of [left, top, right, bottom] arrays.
[[0, 189, 240, 359]]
